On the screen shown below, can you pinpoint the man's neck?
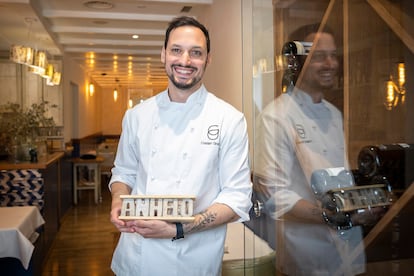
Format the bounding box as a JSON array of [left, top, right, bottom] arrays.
[[308, 91, 323, 103], [296, 85, 324, 103], [168, 84, 201, 103]]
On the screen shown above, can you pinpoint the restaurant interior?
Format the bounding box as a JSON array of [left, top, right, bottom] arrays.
[[1, 0, 414, 275]]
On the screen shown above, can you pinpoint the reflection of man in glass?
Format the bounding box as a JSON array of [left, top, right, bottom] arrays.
[[253, 24, 366, 275]]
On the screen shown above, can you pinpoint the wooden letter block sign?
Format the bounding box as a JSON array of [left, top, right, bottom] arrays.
[[119, 195, 196, 222]]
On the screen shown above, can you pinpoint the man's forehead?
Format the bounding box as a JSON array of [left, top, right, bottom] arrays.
[[167, 26, 207, 49], [305, 32, 336, 49], [169, 26, 205, 41]]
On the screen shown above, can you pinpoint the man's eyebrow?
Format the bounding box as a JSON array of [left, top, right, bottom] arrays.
[[313, 50, 336, 53], [169, 44, 204, 49]]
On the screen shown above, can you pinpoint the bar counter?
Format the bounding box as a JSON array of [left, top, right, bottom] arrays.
[[0, 152, 64, 170]]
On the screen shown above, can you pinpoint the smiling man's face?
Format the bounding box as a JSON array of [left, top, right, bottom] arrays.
[[298, 32, 339, 95], [161, 25, 210, 94]]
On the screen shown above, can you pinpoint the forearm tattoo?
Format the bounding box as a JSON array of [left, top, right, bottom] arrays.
[[186, 210, 217, 234], [311, 206, 322, 217]]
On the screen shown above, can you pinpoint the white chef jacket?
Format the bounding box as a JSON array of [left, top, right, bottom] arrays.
[[254, 89, 365, 276], [109, 85, 252, 276]]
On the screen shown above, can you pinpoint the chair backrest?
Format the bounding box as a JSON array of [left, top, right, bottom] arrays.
[[97, 141, 118, 175]]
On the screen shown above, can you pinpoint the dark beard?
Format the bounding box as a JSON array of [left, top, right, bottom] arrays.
[[167, 63, 207, 90], [169, 74, 200, 90]]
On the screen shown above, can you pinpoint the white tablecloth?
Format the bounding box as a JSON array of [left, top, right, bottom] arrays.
[[0, 206, 45, 269]]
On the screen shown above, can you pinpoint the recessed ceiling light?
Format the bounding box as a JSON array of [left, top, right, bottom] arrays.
[[83, 1, 114, 10], [132, 34, 139, 39]]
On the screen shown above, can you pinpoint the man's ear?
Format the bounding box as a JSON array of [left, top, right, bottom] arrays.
[[161, 47, 166, 63], [206, 53, 212, 65]]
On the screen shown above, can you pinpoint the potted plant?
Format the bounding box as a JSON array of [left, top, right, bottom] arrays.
[[0, 101, 56, 162]]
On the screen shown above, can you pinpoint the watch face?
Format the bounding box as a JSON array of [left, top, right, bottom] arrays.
[[327, 184, 392, 212]]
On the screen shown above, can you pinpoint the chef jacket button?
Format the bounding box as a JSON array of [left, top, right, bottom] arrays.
[[190, 127, 194, 133], [176, 179, 181, 184], [151, 176, 155, 181], [154, 124, 159, 129], [183, 152, 187, 160]]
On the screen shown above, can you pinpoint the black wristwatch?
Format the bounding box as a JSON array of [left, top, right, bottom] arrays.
[[172, 222, 184, 241]]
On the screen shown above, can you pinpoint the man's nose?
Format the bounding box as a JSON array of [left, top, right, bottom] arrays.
[[324, 55, 337, 67], [180, 51, 192, 64]]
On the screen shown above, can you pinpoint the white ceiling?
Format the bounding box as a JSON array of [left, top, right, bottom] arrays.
[[0, 0, 212, 92]]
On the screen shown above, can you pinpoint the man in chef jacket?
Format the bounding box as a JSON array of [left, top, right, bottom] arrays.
[[109, 16, 252, 276], [253, 23, 367, 275]]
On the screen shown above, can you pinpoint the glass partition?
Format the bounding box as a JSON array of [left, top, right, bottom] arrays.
[[243, 0, 414, 274]]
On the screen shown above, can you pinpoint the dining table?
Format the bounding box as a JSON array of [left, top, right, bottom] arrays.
[[0, 206, 45, 270]]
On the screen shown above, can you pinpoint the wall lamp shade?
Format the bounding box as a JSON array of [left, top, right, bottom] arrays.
[[10, 45, 34, 65], [42, 64, 54, 79], [89, 83, 95, 96], [46, 71, 61, 86], [23, 50, 48, 75], [30, 51, 47, 74], [113, 88, 118, 102]]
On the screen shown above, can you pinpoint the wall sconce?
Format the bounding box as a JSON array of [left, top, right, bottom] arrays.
[[385, 62, 406, 110], [89, 83, 95, 96], [113, 78, 120, 102], [113, 88, 118, 102]]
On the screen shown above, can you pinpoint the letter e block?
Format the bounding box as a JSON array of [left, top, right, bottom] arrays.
[[163, 198, 178, 216]]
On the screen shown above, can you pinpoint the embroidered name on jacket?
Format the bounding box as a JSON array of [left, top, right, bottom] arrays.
[[201, 124, 220, 146]]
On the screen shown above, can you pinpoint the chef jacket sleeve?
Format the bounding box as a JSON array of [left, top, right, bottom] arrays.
[[213, 114, 252, 222]]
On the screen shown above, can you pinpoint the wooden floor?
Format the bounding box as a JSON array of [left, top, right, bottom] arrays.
[[42, 181, 117, 276]]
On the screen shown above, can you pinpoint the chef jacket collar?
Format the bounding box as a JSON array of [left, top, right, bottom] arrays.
[[158, 84, 207, 108], [292, 88, 328, 108]]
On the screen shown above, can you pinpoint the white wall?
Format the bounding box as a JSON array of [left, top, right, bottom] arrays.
[[100, 86, 128, 135], [62, 56, 102, 140]]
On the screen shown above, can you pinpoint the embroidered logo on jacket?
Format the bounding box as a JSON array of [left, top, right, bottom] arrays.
[[295, 124, 312, 144], [201, 124, 220, 146], [295, 124, 306, 138]]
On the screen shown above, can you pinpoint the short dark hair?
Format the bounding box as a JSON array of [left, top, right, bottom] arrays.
[[289, 23, 335, 42], [164, 16, 210, 53]]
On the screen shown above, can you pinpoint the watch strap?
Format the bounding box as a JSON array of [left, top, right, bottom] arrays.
[[172, 222, 184, 241]]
